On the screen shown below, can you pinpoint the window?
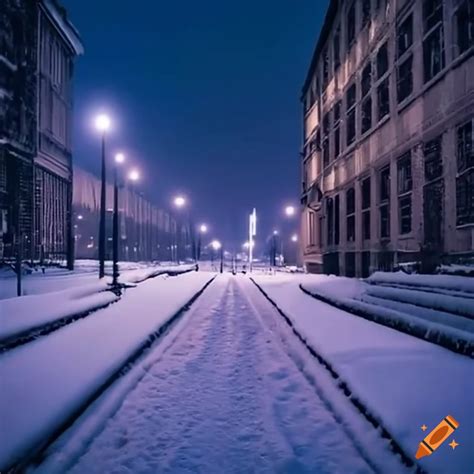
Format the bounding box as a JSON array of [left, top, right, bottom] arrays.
[[455, 0, 474, 55], [398, 153, 412, 234], [322, 113, 330, 168], [423, 0, 445, 82], [377, 43, 389, 79], [456, 120, 474, 225], [362, 0, 371, 28], [397, 55, 413, 103], [362, 177, 371, 240], [346, 84, 356, 146], [377, 78, 390, 120], [424, 136, 443, 182], [334, 25, 341, 70], [347, 2, 356, 48], [361, 97, 372, 134], [361, 63, 372, 97], [346, 187, 355, 242], [334, 101, 341, 159], [327, 197, 334, 245], [379, 166, 390, 238], [335, 194, 340, 245], [308, 211, 316, 245], [397, 14, 413, 57], [322, 48, 329, 90]]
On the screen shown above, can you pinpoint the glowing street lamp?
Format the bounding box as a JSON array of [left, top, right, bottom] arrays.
[[199, 224, 208, 234], [128, 169, 140, 182], [95, 113, 111, 279], [112, 152, 126, 286], [285, 205, 296, 217], [196, 224, 208, 262], [291, 234, 298, 243], [174, 195, 186, 208], [211, 240, 223, 273], [172, 195, 187, 263]]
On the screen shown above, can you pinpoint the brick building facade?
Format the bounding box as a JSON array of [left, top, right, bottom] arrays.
[[300, 0, 473, 275]]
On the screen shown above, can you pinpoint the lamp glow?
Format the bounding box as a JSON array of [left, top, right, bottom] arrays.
[[199, 224, 208, 233], [174, 196, 186, 208], [128, 169, 140, 182], [211, 240, 222, 251], [285, 205, 296, 217], [115, 152, 125, 164], [291, 234, 298, 242], [95, 114, 111, 132]]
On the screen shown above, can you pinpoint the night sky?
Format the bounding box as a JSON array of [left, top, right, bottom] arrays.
[[64, 0, 328, 248]]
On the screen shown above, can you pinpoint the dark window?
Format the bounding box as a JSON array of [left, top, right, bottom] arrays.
[[334, 101, 341, 122], [377, 78, 390, 120], [334, 127, 341, 158], [456, 120, 474, 225], [309, 212, 316, 245], [323, 113, 330, 168], [424, 136, 443, 182], [347, 84, 356, 109], [423, 0, 443, 33], [362, 177, 371, 209], [361, 63, 372, 97], [456, 0, 474, 55], [345, 252, 356, 277], [399, 195, 412, 234], [380, 205, 390, 238], [377, 43, 389, 78], [380, 165, 390, 201], [397, 154, 412, 194], [322, 48, 329, 89], [457, 120, 474, 173], [362, 97, 372, 134], [362, 0, 371, 28], [335, 194, 340, 244], [347, 2, 356, 48], [397, 55, 413, 103], [347, 216, 356, 242], [397, 14, 413, 57], [363, 211, 371, 240], [346, 84, 356, 145], [362, 177, 371, 241], [334, 25, 341, 70], [456, 169, 474, 226], [327, 197, 334, 245], [423, 0, 445, 82], [346, 187, 355, 214]]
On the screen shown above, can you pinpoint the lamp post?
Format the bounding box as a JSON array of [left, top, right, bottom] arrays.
[[211, 239, 223, 273], [112, 153, 125, 286], [128, 169, 140, 262], [271, 230, 279, 267], [283, 205, 297, 266], [173, 195, 186, 263], [197, 223, 208, 261], [95, 114, 111, 279]]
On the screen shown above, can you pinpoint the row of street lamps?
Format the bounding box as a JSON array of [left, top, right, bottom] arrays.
[[94, 113, 223, 283]]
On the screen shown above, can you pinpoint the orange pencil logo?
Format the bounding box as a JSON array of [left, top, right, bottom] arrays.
[[415, 415, 460, 459]]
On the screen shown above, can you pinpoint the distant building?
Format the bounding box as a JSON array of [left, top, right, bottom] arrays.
[[300, 0, 473, 276], [0, 0, 83, 266]]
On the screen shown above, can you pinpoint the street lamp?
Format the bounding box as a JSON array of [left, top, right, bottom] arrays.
[[197, 223, 208, 262], [291, 234, 298, 242], [173, 195, 187, 263], [112, 152, 125, 286], [285, 205, 296, 217], [211, 239, 223, 273], [127, 169, 140, 262], [95, 114, 111, 279]]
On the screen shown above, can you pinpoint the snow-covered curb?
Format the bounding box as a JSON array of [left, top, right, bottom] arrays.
[[0, 284, 119, 346], [0, 273, 215, 471], [300, 284, 474, 358]]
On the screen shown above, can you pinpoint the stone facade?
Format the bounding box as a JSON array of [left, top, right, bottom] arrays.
[[0, 0, 83, 264], [300, 0, 474, 276]]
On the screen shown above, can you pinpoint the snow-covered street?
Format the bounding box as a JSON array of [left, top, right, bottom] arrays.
[[39, 275, 397, 474], [2, 271, 473, 473]]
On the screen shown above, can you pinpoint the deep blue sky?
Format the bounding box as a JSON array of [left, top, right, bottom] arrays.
[[64, 0, 327, 247]]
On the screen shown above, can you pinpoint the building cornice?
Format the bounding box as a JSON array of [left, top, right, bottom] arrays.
[[40, 0, 84, 56]]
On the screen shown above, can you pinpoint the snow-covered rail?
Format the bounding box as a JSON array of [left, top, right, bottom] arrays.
[[0, 272, 215, 472]]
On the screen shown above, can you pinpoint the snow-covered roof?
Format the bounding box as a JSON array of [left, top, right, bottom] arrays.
[[41, 0, 84, 56]]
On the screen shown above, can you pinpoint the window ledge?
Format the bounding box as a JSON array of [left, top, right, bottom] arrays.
[[398, 233, 414, 240], [456, 223, 474, 230]]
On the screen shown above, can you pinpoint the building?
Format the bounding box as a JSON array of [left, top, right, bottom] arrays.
[[0, 0, 83, 266], [73, 167, 186, 263], [300, 0, 474, 276]]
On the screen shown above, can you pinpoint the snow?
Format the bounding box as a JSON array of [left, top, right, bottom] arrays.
[[37, 275, 399, 474], [367, 271, 474, 294], [0, 282, 118, 343], [0, 271, 214, 471], [252, 274, 474, 474]]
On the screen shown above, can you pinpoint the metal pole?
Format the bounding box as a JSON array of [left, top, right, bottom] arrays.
[[98, 132, 106, 278], [220, 247, 223, 273], [112, 163, 119, 286], [16, 234, 22, 297], [197, 232, 201, 262]]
